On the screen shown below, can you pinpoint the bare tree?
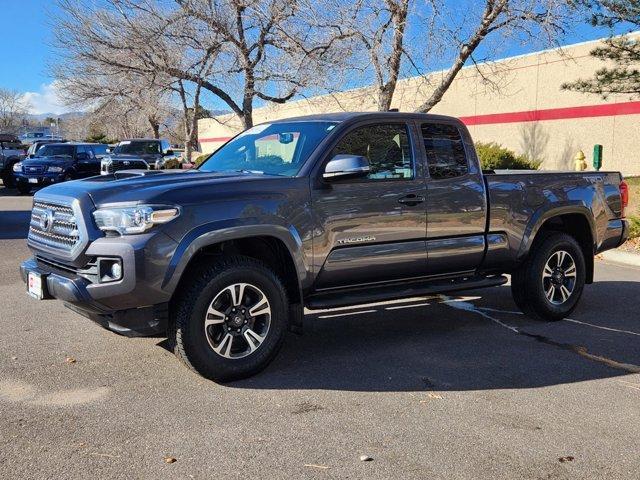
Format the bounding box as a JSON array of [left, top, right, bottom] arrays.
[[54, 0, 331, 129], [350, 0, 413, 111], [415, 0, 570, 113], [0, 88, 30, 133]]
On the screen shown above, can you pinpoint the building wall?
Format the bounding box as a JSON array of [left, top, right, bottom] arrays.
[[199, 33, 640, 176]]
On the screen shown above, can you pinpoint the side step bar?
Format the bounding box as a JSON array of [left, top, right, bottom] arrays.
[[306, 275, 508, 310]]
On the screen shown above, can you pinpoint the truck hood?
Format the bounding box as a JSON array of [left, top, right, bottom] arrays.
[[34, 169, 277, 207], [108, 153, 160, 161], [24, 156, 73, 167]]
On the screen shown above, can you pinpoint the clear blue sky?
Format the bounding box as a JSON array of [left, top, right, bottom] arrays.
[[0, 0, 630, 114]]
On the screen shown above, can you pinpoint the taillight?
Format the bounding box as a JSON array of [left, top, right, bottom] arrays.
[[620, 180, 629, 217]]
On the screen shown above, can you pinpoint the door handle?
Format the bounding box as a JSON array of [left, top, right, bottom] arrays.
[[398, 194, 425, 206]]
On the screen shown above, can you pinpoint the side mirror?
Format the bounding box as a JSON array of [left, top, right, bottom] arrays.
[[76, 152, 89, 161], [323, 155, 370, 181]]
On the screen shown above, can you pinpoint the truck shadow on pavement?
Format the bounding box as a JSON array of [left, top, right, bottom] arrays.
[[227, 282, 640, 392], [0, 210, 31, 239], [0, 188, 32, 240]]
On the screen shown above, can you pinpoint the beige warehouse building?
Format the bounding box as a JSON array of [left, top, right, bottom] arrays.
[[199, 34, 640, 176]]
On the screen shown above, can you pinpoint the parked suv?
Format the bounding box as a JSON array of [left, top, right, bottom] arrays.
[[0, 134, 27, 188], [13, 142, 103, 194], [20, 113, 629, 382], [100, 138, 180, 174]]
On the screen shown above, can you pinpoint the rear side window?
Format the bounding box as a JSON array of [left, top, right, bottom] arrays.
[[421, 123, 468, 179], [332, 124, 413, 180]]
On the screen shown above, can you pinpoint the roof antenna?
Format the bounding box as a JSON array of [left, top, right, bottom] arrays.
[[388, 108, 399, 112]]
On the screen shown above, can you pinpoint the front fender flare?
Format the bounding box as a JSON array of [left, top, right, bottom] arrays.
[[161, 219, 309, 295]]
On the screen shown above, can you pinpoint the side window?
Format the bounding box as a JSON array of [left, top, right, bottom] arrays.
[[76, 145, 85, 156], [421, 123, 468, 179], [332, 124, 413, 180]]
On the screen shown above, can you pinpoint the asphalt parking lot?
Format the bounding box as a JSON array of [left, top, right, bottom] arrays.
[[1, 189, 639, 479]]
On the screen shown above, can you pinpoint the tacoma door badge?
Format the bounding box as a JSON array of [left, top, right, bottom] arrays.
[[337, 235, 376, 245]]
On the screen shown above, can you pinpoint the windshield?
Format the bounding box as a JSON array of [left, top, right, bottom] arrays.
[[114, 141, 161, 155], [91, 144, 109, 155], [199, 121, 338, 176], [36, 145, 74, 157]]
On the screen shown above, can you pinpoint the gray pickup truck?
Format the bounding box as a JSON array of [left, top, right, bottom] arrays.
[[100, 138, 181, 174], [20, 112, 629, 382]]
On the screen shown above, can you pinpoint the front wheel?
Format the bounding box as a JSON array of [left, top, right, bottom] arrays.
[[511, 232, 586, 321], [16, 183, 31, 195], [171, 256, 289, 382], [2, 173, 16, 188]]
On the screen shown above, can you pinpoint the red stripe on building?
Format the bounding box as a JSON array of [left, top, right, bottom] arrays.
[[459, 101, 640, 126], [200, 101, 640, 142], [200, 136, 233, 143]]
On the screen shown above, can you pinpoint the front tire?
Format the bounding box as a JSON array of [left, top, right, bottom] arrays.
[[16, 183, 31, 195], [171, 255, 289, 382], [510, 232, 586, 321]]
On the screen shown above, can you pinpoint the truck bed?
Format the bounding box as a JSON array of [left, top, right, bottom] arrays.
[[482, 170, 625, 270]]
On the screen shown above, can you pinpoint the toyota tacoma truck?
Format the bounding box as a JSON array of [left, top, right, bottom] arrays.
[[20, 112, 630, 382], [100, 138, 181, 174]]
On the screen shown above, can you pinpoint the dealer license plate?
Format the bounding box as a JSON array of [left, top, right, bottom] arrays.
[[27, 272, 43, 300]]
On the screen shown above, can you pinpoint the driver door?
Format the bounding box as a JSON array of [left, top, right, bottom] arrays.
[[311, 122, 428, 290]]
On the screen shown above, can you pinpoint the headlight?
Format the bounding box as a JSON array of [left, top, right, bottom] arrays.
[[93, 204, 180, 235], [13, 162, 22, 172], [48, 166, 63, 173]]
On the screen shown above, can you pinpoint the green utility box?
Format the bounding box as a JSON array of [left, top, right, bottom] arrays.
[[593, 144, 603, 171]]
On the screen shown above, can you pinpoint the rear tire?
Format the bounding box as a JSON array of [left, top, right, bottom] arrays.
[[17, 183, 30, 195], [510, 232, 586, 321], [170, 255, 289, 382]]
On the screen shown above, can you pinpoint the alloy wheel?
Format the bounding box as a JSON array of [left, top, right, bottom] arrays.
[[203, 283, 271, 359], [541, 250, 577, 305]]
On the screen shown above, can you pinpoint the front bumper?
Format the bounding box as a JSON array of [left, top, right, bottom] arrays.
[[20, 232, 178, 337], [15, 172, 66, 187]]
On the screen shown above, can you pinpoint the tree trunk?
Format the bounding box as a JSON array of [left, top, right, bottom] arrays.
[[149, 118, 160, 139]]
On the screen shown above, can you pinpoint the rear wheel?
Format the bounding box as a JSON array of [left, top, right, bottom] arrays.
[[170, 255, 289, 382], [510, 232, 586, 321]]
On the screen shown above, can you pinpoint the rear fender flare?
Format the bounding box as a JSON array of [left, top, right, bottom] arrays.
[[518, 204, 596, 261]]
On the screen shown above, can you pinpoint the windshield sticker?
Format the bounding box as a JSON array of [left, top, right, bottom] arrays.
[[240, 124, 271, 137]]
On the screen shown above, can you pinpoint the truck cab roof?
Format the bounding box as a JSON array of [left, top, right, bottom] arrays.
[[269, 111, 461, 124]]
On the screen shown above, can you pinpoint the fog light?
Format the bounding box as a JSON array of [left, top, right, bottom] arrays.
[[111, 262, 122, 280], [98, 258, 122, 282]]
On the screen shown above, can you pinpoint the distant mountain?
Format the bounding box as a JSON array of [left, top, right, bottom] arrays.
[[27, 112, 85, 122]]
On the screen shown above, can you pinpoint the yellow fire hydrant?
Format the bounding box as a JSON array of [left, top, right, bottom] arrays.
[[574, 150, 587, 171]]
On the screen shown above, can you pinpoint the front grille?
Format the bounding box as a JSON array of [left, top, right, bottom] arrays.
[[29, 200, 81, 252], [25, 165, 45, 174], [101, 160, 149, 174]]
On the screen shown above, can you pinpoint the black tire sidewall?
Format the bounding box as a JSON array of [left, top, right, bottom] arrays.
[[177, 259, 288, 382], [526, 233, 586, 321]]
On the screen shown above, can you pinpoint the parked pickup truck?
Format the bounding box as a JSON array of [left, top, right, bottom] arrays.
[[100, 138, 181, 174], [13, 142, 106, 194], [0, 134, 27, 188], [20, 112, 629, 382]]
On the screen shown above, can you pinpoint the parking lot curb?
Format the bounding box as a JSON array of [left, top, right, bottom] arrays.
[[600, 249, 640, 267]]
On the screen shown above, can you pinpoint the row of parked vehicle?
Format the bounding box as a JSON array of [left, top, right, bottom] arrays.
[[0, 135, 186, 194]]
